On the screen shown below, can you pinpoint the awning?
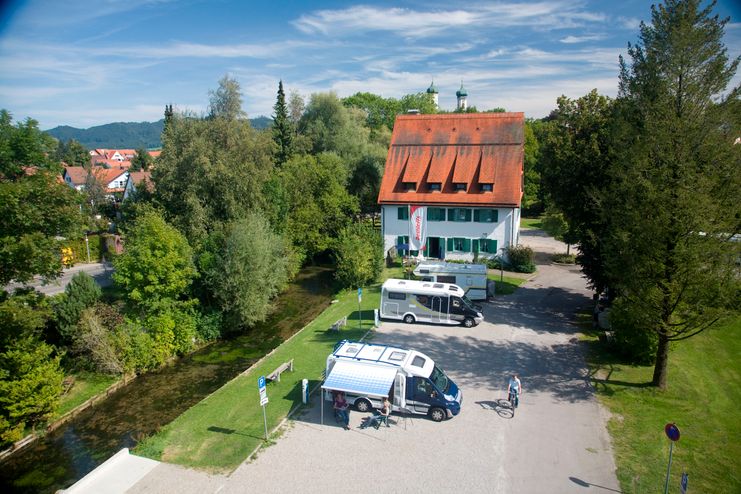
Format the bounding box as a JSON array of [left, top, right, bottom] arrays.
[[322, 360, 397, 398]]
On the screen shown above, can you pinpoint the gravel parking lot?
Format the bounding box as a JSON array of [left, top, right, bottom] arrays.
[[130, 232, 619, 494]]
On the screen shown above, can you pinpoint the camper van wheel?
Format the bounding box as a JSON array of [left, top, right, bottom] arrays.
[[355, 398, 372, 413], [462, 317, 475, 328], [403, 314, 415, 324], [429, 407, 446, 422]]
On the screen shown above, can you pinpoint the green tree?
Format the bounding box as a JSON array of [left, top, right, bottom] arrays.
[[539, 90, 614, 293], [55, 139, 89, 168], [333, 223, 384, 288], [0, 336, 63, 443], [0, 110, 57, 179], [113, 211, 196, 309], [154, 109, 275, 248], [272, 80, 294, 166], [208, 75, 245, 120], [0, 171, 82, 285], [205, 212, 299, 329], [522, 120, 541, 213], [279, 153, 359, 259], [72, 307, 123, 374], [604, 0, 740, 388], [53, 271, 101, 344], [130, 147, 153, 172]]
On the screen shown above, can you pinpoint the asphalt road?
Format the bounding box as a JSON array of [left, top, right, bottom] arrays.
[[128, 231, 620, 494], [4, 262, 113, 296]]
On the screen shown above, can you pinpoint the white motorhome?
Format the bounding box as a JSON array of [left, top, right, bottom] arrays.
[[380, 278, 483, 328], [323, 340, 462, 422], [413, 261, 490, 300]]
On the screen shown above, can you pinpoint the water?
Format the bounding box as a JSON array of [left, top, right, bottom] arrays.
[[0, 266, 334, 493]]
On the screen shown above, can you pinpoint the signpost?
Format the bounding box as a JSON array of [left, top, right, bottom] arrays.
[[357, 287, 362, 330], [680, 472, 688, 494], [258, 376, 268, 441], [664, 423, 681, 494]]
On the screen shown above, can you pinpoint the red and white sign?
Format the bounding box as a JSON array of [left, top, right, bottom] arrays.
[[409, 205, 427, 253]]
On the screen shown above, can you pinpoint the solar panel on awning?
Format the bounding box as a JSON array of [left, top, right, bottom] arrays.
[[322, 360, 397, 398]]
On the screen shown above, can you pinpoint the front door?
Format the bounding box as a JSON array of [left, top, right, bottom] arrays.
[[412, 377, 436, 413], [393, 373, 405, 410], [430, 296, 442, 322], [427, 237, 442, 259]]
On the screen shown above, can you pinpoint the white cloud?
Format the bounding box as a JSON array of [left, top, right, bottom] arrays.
[[560, 34, 606, 44], [618, 16, 641, 30]]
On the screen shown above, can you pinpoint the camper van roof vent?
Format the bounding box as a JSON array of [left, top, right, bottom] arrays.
[[433, 283, 444, 289], [388, 351, 406, 361], [448, 286, 458, 291], [345, 345, 360, 355]]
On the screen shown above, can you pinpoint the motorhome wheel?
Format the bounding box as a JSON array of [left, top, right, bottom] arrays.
[[403, 314, 415, 324], [429, 407, 445, 422], [463, 317, 474, 328], [355, 398, 372, 413]]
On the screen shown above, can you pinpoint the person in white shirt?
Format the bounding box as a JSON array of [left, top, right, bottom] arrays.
[[507, 374, 522, 408]]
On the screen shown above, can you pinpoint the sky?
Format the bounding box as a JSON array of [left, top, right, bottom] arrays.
[[0, 0, 739, 130]]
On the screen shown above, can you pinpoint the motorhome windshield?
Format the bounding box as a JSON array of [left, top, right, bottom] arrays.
[[429, 365, 450, 394], [462, 295, 476, 309]]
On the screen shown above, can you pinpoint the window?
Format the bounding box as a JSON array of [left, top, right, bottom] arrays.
[[446, 237, 471, 252], [474, 209, 498, 223], [427, 208, 446, 221], [454, 183, 466, 191], [438, 275, 456, 284], [428, 183, 441, 191], [412, 356, 426, 368], [480, 183, 493, 191], [478, 238, 497, 253], [388, 292, 406, 300], [416, 295, 429, 306], [403, 182, 416, 191], [397, 207, 409, 220], [396, 235, 409, 256], [447, 208, 472, 222]]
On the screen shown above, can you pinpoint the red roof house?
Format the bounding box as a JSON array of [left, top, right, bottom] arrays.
[[378, 113, 524, 261]]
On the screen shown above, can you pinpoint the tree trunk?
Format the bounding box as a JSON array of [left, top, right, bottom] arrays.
[[652, 332, 670, 389]]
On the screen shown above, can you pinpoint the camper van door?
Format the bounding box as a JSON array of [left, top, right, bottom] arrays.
[[393, 373, 405, 410]]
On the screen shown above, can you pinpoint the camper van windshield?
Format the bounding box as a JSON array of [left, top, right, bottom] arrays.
[[429, 365, 449, 394], [462, 295, 476, 309]]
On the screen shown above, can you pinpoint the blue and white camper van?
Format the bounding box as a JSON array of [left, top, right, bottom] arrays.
[[323, 340, 462, 422]]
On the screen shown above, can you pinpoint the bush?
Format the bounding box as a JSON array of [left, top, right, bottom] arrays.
[[60, 235, 103, 264], [609, 296, 659, 364], [552, 253, 576, 264], [196, 310, 222, 342], [505, 245, 536, 273], [486, 258, 504, 270], [54, 272, 101, 344]]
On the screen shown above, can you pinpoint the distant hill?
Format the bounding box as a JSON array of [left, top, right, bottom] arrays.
[[46, 116, 273, 149]]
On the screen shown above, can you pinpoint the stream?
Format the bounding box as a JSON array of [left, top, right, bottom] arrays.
[[0, 266, 334, 493]]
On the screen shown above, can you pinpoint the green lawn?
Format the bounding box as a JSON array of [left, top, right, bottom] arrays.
[[520, 217, 542, 229], [54, 371, 119, 419], [586, 317, 741, 493], [488, 274, 527, 295], [134, 281, 384, 472]]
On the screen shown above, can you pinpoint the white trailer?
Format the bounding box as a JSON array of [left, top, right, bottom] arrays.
[[413, 261, 489, 300], [322, 340, 462, 422]]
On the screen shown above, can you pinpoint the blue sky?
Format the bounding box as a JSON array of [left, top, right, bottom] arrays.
[[0, 0, 739, 130]]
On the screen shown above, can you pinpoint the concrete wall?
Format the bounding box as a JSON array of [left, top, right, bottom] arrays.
[[381, 205, 520, 261]]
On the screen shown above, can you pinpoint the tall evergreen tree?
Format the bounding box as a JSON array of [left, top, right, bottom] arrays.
[[606, 0, 740, 388], [272, 80, 294, 166]]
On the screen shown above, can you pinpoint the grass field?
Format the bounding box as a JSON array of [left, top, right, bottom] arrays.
[[54, 371, 118, 419], [134, 278, 385, 472], [520, 217, 542, 229], [586, 317, 740, 493], [488, 274, 528, 295]]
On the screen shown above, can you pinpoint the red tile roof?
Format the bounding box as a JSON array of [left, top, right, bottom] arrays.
[[64, 166, 88, 185], [378, 113, 524, 207]]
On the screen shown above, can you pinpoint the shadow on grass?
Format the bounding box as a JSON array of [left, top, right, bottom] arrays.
[[582, 335, 654, 395], [206, 426, 264, 441]]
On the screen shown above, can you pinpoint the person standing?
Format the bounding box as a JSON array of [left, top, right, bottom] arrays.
[[333, 391, 350, 430]]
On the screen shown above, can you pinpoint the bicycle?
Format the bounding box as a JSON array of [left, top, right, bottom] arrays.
[[508, 389, 519, 416]]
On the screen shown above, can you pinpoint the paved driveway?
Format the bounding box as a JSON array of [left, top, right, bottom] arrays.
[[130, 232, 620, 494]]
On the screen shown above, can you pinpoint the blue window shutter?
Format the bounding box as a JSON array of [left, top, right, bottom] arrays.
[[473, 209, 480, 222], [493, 209, 499, 222], [447, 208, 453, 221], [463, 238, 471, 252], [464, 209, 472, 222], [398, 206, 409, 220], [446, 238, 453, 251], [472, 239, 479, 253], [489, 239, 497, 253]]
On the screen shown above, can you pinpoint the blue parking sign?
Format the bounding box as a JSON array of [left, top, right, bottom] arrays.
[[258, 376, 266, 390]]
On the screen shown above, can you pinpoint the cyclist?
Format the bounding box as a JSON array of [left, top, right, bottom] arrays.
[[507, 374, 522, 408]]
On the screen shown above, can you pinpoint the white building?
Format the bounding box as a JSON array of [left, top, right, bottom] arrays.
[[377, 113, 524, 262]]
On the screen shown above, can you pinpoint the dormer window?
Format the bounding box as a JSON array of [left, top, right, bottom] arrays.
[[454, 183, 467, 191], [480, 183, 493, 191], [403, 182, 416, 191], [428, 183, 441, 191]]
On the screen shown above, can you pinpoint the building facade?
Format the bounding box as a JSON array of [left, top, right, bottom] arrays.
[[377, 113, 524, 262]]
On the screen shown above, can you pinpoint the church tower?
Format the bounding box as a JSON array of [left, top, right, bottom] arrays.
[[456, 81, 468, 111], [426, 80, 439, 108]]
